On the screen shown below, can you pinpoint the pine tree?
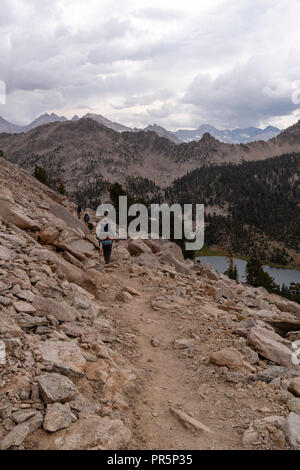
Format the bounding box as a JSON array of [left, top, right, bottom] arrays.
[[246, 258, 279, 293], [280, 282, 300, 304], [57, 179, 67, 195], [110, 182, 132, 207], [224, 264, 238, 280], [34, 165, 50, 187]]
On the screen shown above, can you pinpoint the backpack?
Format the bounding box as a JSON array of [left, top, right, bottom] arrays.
[[103, 223, 111, 240], [84, 213, 90, 223]]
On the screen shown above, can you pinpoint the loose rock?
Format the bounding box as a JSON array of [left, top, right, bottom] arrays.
[[37, 373, 78, 404]]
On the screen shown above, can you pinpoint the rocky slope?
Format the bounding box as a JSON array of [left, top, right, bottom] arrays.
[[83, 113, 132, 133], [1, 118, 300, 199], [0, 116, 24, 134], [0, 156, 300, 450]]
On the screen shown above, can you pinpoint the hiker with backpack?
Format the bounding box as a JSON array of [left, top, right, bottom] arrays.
[[96, 211, 117, 265], [83, 212, 90, 227]]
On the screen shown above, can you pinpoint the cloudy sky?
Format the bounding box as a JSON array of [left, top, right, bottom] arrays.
[[1, 0, 300, 130]]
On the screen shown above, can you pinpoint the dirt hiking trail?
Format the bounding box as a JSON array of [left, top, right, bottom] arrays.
[[106, 267, 284, 450]]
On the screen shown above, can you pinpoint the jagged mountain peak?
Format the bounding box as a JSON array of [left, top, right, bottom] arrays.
[[143, 123, 182, 144], [82, 112, 132, 133], [200, 132, 218, 142]]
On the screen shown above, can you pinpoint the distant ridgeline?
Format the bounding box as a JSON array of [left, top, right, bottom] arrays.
[[165, 153, 300, 265]]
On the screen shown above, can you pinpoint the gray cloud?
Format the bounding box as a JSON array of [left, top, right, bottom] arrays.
[[1, 0, 300, 129], [115, 89, 175, 109], [132, 7, 185, 21], [0, 0, 16, 26], [183, 56, 300, 128]]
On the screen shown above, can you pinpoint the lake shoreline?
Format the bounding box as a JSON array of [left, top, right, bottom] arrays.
[[195, 248, 300, 272], [195, 255, 300, 288]]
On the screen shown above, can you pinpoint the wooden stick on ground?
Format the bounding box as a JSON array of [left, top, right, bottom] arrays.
[[170, 407, 213, 434]]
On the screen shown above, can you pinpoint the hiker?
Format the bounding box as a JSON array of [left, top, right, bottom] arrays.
[[77, 204, 82, 219], [96, 211, 117, 265], [83, 212, 90, 227]]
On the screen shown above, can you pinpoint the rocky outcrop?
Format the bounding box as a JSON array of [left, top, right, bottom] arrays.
[[37, 416, 131, 450], [283, 413, 300, 449], [209, 347, 255, 371], [43, 403, 74, 432], [242, 416, 286, 449], [288, 377, 300, 397], [158, 252, 191, 274], [0, 188, 41, 231], [32, 296, 78, 322], [0, 413, 43, 450], [37, 373, 78, 404], [38, 341, 87, 378], [247, 327, 300, 371], [127, 240, 152, 256]]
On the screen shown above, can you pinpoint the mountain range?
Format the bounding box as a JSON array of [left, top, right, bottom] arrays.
[[0, 113, 299, 266], [0, 112, 281, 144], [0, 116, 299, 206], [0, 113, 67, 134], [172, 124, 281, 144]]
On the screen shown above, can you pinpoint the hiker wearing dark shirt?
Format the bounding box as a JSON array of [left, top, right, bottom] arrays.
[[77, 204, 82, 219], [83, 212, 90, 227]]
